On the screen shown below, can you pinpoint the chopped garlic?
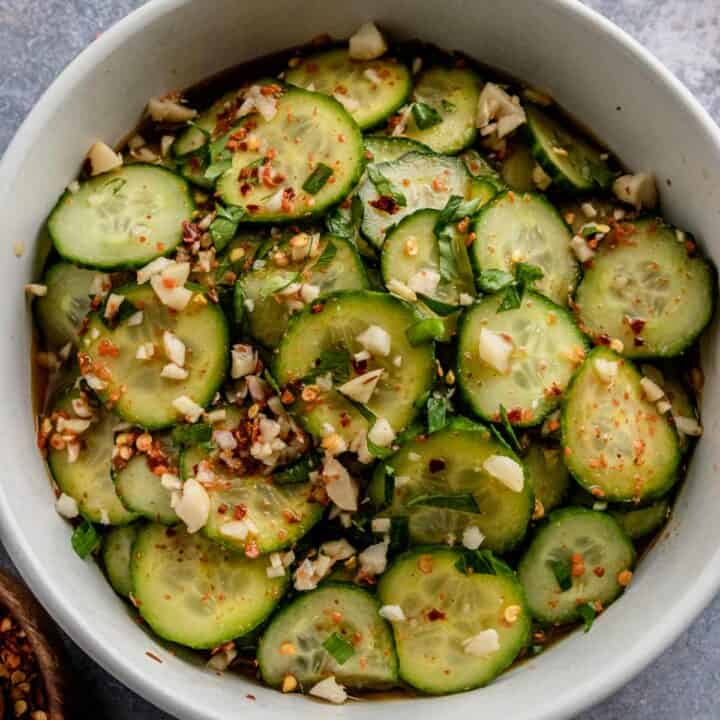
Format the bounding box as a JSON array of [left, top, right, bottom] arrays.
[[24, 284, 47, 297], [103, 293, 124, 320], [476, 83, 526, 139], [593, 358, 618, 384], [358, 538, 389, 577], [478, 328, 514, 374], [309, 676, 347, 704], [161, 363, 188, 380], [137, 257, 173, 284], [356, 325, 391, 357], [613, 172, 658, 210], [334, 93, 360, 113], [160, 473, 182, 491], [136, 342, 155, 360], [408, 268, 441, 296], [163, 331, 186, 367], [320, 539, 356, 561], [482, 455, 524, 492], [674, 415, 703, 437], [570, 235, 595, 263], [220, 519, 255, 541], [150, 261, 192, 311], [126, 311, 144, 327], [371, 517, 391, 534], [337, 368, 384, 405], [462, 525, 485, 550], [349, 22, 388, 61], [172, 395, 204, 423], [237, 85, 279, 122], [300, 284, 320, 304], [657, 399, 672, 414], [640, 377, 665, 402], [581, 202, 598, 219], [171, 478, 210, 533], [231, 344, 257, 379], [462, 629, 500, 657], [379, 605, 406, 622], [85, 141, 123, 176], [368, 417, 395, 447], [532, 164, 552, 190], [55, 493, 79, 519], [147, 96, 197, 123], [323, 456, 359, 511], [385, 278, 417, 302]]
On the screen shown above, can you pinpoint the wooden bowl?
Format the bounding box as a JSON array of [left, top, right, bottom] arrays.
[[0, 569, 75, 719]]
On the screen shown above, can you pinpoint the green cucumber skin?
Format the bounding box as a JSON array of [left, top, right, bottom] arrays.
[[518, 507, 636, 625], [48, 164, 196, 271], [364, 136, 433, 164], [102, 524, 140, 598], [560, 347, 681, 504], [456, 290, 589, 428]]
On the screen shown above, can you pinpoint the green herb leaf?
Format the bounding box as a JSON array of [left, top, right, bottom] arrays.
[[368, 166, 407, 208], [515, 262, 544, 288], [273, 452, 321, 485], [498, 404, 522, 453], [389, 516, 409, 553], [407, 493, 480, 512], [383, 464, 396, 505], [435, 195, 481, 231], [406, 318, 445, 345], [578, 603, 597, 633], [322, 633, 355, 665], [441, 99, 456, 113], [71, 521, 101, 559], [204, 159, 232, 181], [312, 240, 337, 272], [549, 559, 573, 591], [304, 348, 351, 385], [437, 235, 459, 283], [255, 236, 276, 261], [303, 163, 334, 194], [100, 297, 138, 330], [497, 283, 522, 312], [209, 204, 247, 253], [102, 178, 127, 195], [476, 269, 514, 293], [367, 437, 394, 459], [263, 369, 281, 395], [427, 395, 449, 434], [412, 102, 443, 130], [171, 422, 213, 447], [326, 196, 363, 240], [394, 421, 424, 446], [455, 549, 514, 576], [258, 271, 300, 300]]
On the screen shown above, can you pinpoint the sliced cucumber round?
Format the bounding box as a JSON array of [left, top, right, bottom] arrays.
[[48, 164, 194, 270], [457, 291, 588, 426], [216, 85, 364, 221], [526, 105, 615, 191], [378, 547, 530, 694], [114, 449, 177, 525], [102, 524, 139, 598], [369, 420, 533, 553], [47, 391, 137, 525], [131, 523, 287, 649], [574, 219, 715, 358], [274, 290, 436, 443], [180, 413, 323, 555], [364, 136, 432, 164], [258, 582, 398, 690], [82, 284, 228, 429], [286, 48, 412, 130], [500, 142, 535, 193], [358, 152, 478, 248], [610, 499, 669, 540], [174, 89, 238, 158], [562, 347, 680, 503], [524, 442, 570, 514], [518, 507, 635, 625], [460, 148, 499, 180], [238, 234, 367, 348], [381, 209, 475, 308], [401, 67, 481, 154], [470, 191, 578, 305], [35, 263, 96, 348]]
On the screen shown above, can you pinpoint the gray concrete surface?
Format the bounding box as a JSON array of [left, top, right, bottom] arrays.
[[1, 1, 719, 717]]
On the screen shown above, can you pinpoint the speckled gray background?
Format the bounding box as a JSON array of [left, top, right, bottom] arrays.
[[1, 1, 719, 717]]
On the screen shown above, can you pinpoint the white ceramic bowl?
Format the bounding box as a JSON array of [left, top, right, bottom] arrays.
[[1, 1, 719, 718]]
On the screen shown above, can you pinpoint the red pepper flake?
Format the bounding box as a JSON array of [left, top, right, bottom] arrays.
[[98, 338, 119, 357], [246, 204, 260, 213], [245, 540, 260, 559], [310, 303, 324, 314], [369, 195, 399, 214], [233, 504, 247, 520], [625, 316, 646, 334], [595, 333, 611, 346], [282, 510, 300, 524], [427, 608, 446, 621], [246, 694, 256, 701], [429, 458, 446, 473], [145, 651, 163, 663]]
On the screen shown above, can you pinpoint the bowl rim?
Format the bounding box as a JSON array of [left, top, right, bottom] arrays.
[[2, 1, 720, 718]]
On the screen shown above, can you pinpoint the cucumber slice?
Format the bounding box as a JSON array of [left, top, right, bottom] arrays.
[[460, 148, 499, 180], [274, 290, 435, 443], [609, 499, 670, 540], [358, 152, 478, 248], [131, 523, 287, 649], [524, 442, 570, 513], [114, 449, 178, 525], [174, 89, 238, 158], [47, 391, 137, 525], [500, 142, 535, 193], [518, 507, 635, 624], [286, 48, 412, 130], [48, 165, 194, 270], [457, 291, 588, 426], [369, 421, 533, 553], [177, 155, 214, 189], [526, 105, 614, 190], [401, 67, 481, 154], [238, 234, 368, 348], [574, 219, 715, 358], [378, 547, 530, 694], [364, 136, 432, 164], [381, 209, 476, 308], [258, 583, 398, 690], [35, 263, 95, 348], [562, 347, 681, 503], [82, 284, 228, 429], [470, 191, 578, 305], [102, 524, 139, 598], [216, 85, 364, 221]]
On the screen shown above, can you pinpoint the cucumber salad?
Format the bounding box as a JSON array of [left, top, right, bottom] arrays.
[[29, 22, 713, 702]]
